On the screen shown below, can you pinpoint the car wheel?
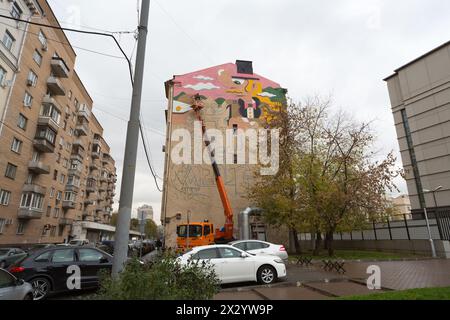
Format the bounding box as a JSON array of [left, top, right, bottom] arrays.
[[257, 265, 277, 284], [31, 277, 51, 300], [0, 260, 6, 269]]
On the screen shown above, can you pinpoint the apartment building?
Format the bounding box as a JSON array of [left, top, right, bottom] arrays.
[[0, 0, 116, 245], [0, 0, 40, 130], [161, 60, 287, 248], [137, 204, 154, 222], [385, 41, 450, 219]]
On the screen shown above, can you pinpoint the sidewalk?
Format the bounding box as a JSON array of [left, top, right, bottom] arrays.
[[214, 259, 450, 300]]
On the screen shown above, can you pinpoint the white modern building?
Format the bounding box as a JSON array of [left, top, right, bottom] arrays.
[[137, 204, 154, 222]]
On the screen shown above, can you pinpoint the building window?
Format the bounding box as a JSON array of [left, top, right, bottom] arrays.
[[17, 113, 27, 130], [35, 126, 56, 145], [20, 192, 44, 210], [53, 170, 58, 181], [401, 109, 426, 209], [68, 90, 72, 100], [64, 191, 76, 202], [56, 191, 62, 203], [38, 30, 47, 47], [233, 154, 238, 164], [50, 226, 56, 237], [27, 70, 38, 87], [63, 120, 67, 130], [56, 152, 61, 164], [11, 2, 22, 19], [46, 206, 51, 217], [33, 50, 42, 66], [74, 98, 79, 109], [59, 174, 65, 184], [5, 163, 17, 179], [0, 67, 6, 85], [0, 189, 11, 206], [50, 187, 55, 198], [0, 219, 5, 233], [26, 173, 33, 185], [24, 91, 33, 107], [54, 207, 60, 218], [40, 104, 61, 125], [2, 30, 15, 51], [16, 220, 26, 235], [11, 138, 22, 154]]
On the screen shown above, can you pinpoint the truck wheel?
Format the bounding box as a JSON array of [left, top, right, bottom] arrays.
[[257, 265, 277, 284]]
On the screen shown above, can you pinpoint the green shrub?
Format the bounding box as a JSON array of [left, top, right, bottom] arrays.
[[96, 252, 220, 300]]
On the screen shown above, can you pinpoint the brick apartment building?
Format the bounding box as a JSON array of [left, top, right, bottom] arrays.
[[0, 0, 117, 245], [161, 60, 287, 248]]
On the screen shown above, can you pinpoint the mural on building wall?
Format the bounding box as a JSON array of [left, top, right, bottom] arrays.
[[172, 63, 286, 123]]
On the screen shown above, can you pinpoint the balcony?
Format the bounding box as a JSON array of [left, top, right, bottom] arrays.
[[28, 161, 50, 174], [73, 139, 83, 147], [23, 184, 46, 195], [91, 150, 100, 159], [77, 104, 90, 121], [42, 95, 61, 112], [62, 200, 76, 210], [86, 185, 97, 193], [84, 199, 94, 205], [37, 116, 59, 132], [68, 167, 82, 177], [59, 218, 74, 226], [89, 163, 99, 171], [47, 76, 66, 96], [94, 216, 102, 222], [75, 122, 89, 136], [50, 57, 70, 78], [65, 183, 80, 193], [18, 208, 43, 219]]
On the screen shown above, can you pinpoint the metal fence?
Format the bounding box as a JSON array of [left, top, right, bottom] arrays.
[[299, 212, 450, 242]]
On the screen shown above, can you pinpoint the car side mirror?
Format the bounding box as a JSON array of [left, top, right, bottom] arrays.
[[16, 279, 25, 286], [241, 252, 249, 258]]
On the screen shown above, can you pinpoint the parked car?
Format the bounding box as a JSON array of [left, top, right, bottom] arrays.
[[8, 246, 113, 300], [68, 239, 90, 246], [0, 268, 33, 300], [0, 248, 27, 269], [230, 240, 289, 261], [178, 245, 287, 285], [24, 244, 55, 252], [97, 240, 114, 255]]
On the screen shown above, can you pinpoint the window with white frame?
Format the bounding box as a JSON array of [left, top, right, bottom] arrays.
[[54, 207, 60, 218], [0, 189, 11, 206], [0, 219, 6, 233], [50, 187, 55, 198], [11, 137, 22, 154], [33, 50, 42, 66], [24, 91, 33, 107], [64, 191, 76, 202], [56, 191, 62, 201], [0, 67, 6, 85], [11, 2, 22, 19], [40, 103, 61, 125], [27, 70, 38, 87], [17, 113, 27, 130], [38, 30, 47, 46], [2, 30, 15, 51], [5, 163, 17, 179], [59, 174, 65, 184], [20, 192, 44, 211], [16, 220, 25, 234]]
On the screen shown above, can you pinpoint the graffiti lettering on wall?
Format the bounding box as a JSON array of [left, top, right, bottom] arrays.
[[169, 163, 254, 202]]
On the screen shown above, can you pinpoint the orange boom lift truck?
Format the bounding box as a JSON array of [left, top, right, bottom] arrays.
[[176, 94, 234, 251]]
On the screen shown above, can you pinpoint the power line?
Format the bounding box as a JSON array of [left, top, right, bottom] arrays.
[[0, 21, 125, 59], [139, 120, 163, 192], [0, 14, 134, 86]]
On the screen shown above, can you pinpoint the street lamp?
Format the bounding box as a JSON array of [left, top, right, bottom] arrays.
[[422, 186, 442, 258]]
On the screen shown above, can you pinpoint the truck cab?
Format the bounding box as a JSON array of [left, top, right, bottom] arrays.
[[176, 222, 215, 251]]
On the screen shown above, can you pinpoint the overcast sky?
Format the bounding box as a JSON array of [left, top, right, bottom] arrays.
[[47, 0, 450, 222]]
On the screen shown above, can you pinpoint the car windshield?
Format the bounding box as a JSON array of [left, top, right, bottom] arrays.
[[0, 249, 10, 255], [177, 225, 202, 238]]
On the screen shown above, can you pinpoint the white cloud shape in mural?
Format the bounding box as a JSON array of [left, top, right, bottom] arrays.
[[183, 82, 220, 90], [258, 92, 276, 98], [193, 75, 214, 81]]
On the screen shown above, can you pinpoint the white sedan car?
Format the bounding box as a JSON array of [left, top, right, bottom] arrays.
[[0, 269, 33, 300], [230, 240, 289, 261], [178, 245, 287, 285]]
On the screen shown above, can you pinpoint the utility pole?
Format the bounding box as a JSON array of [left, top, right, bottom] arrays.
[[112, 0, 150, 277]]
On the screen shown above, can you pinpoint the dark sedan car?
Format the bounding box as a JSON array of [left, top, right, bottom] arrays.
[[8, 246, 112, 300]]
